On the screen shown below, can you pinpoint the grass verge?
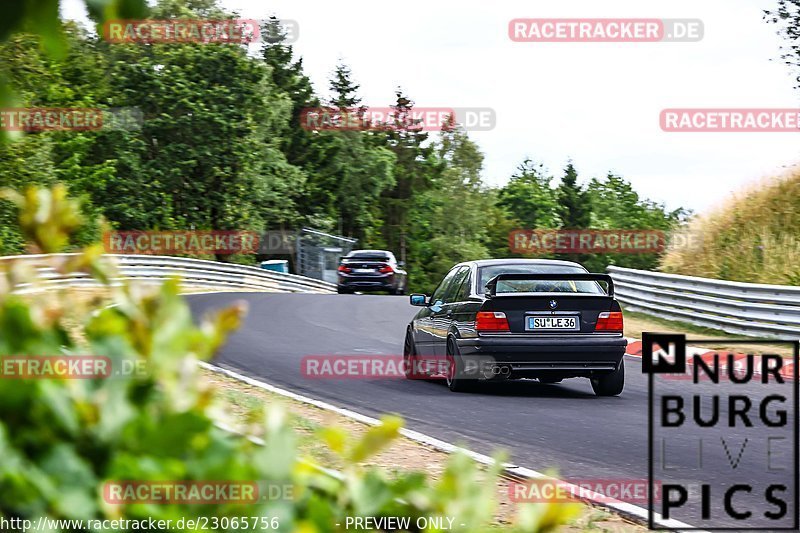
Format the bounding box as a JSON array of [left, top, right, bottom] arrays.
[[203, 368, 647, 532]]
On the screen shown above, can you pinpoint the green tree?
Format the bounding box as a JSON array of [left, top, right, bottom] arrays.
[[260, 16, 328, 229], [313, 63, 396, 242], [407, 116, 492, 290], [0, 26, 106, 253], [554, 162, 591, 264], [497, 158, 559, 230], [87, 2, 306, 250], [0, 0, 148, 142], [329, 61, 363, 109], [556, 162, 591, 230], [379, 89, 438, 263], [583, 172, 687, 271]]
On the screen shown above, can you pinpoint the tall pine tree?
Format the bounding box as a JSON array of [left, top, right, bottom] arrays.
[[556, 162, 591, 229], [555, 162, 591, 264], [316, 62, 395, 241], [379, 89, 438, 261]]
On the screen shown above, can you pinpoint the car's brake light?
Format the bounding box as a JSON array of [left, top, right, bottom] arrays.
[[476, 311, 510, 332], [595, 311, 623, 332], [338, 265, 352, 274], [379, 265, 394, 273]]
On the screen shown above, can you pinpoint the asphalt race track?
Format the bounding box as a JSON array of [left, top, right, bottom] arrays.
[[188, 292, 797, 529]]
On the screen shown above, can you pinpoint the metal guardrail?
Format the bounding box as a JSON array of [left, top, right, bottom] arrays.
[[0, 253, 336, 294], [607, 265, 800, 340]]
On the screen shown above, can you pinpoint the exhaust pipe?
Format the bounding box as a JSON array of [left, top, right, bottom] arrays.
[[489, 364, 511, 378]]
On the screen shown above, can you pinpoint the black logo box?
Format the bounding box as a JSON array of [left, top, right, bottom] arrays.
[[643, 333, 799, 531]]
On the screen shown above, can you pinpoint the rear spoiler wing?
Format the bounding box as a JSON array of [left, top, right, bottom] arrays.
[[484, 273, 614, 298]]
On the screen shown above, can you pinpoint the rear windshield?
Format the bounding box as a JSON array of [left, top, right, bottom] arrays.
[[477, 264, 605, 295]]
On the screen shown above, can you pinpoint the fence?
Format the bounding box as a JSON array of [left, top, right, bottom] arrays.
[[0, 254, 336, 294], [607, 266, 800, 339], [295, 228, 357, 283]]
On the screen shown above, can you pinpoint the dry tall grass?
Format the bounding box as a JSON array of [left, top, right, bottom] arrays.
[[660, 167, 800, 285]]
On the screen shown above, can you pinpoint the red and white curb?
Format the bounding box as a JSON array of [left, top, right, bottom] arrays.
[[624, 337, 796, 380], [199, 361, 700, 531]]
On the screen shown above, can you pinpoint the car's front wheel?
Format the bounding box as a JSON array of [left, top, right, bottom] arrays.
[[404, 330, 422, 380], [590, 362, 625, 396]]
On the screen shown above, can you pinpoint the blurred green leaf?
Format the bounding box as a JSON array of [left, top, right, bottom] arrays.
[[1, 185, 83, 253], [348, 415, 403, 463]]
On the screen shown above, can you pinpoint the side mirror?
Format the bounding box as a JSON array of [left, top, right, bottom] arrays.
[[398, 261, 405, 268], [409, 293, 428, 306]]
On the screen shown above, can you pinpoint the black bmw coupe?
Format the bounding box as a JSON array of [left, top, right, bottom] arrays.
[[404, 259, 627, 395]]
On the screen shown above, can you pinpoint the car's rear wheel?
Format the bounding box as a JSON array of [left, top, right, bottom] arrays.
[[445, 338, 477, 392], [590, 362, 625, 396], [337, 287, 350, 294], [404, 330, 422, 380]]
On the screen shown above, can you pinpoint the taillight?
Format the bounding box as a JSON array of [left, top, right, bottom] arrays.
[[338, 265, 351, 274], [595, 311, 623, 332], [476, 311, 510, 332], [379, 265, 394, 273]]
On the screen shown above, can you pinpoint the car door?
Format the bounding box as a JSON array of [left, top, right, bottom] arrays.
[[431, 266, 470, 356], [414, 267, 461, 359], [450, 266, 480, 338]]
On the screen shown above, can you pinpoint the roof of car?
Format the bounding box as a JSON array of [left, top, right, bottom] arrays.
[[463, 258, 586, 269]]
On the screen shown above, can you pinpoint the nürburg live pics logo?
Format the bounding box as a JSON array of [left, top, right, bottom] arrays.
[[644, 332, 799, 530]]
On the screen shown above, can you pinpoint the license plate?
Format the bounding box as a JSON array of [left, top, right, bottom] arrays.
[[527, 316, 578, 330], [353, 268, 373, 273]]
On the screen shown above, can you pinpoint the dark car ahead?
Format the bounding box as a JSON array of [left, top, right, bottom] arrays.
[[404, 259, 627, 395], [337, 249, 408, 295]]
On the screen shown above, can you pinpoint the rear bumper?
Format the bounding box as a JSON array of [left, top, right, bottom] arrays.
[[456, 334, 626, 375], [338, 274, 394, 291]]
